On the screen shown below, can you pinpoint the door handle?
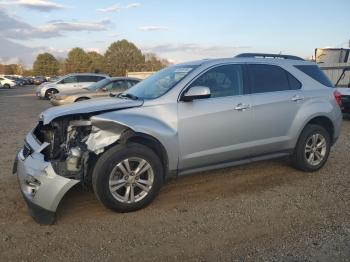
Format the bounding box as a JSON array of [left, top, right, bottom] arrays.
[[234, 103, 250, 111], [291, 95, 304, 102]]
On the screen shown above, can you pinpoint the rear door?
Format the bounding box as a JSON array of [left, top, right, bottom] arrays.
[[247, 64, 304, 155], [178, 64, 254, 171]]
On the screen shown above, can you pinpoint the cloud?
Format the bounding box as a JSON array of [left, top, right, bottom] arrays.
[[0, 0, 69, 12], [97, 3, 141, 12], [141, 43, 252, 62], [0, 9, 112, 40], [97, 4, 122, 12], [42, 19, 112, 33], [125, 3, 141, 8], [138, 25, 169, 31], [0, 36, 41, 66]]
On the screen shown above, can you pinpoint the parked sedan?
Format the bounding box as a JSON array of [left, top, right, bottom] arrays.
[[50, 77, 141, 106]]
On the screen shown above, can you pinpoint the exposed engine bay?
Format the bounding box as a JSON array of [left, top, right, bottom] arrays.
[[33, 116, 96, 183]]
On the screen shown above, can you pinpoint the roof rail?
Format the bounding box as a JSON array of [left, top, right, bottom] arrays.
[[235, 53, 304, 61]]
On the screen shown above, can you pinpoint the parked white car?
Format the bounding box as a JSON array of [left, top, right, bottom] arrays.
[[36, 73, 108, 99], [0, 75, 17, 88]]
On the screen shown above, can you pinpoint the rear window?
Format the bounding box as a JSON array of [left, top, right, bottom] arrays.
[[295, 65, 333, 87], [249, 64, 301, 93]]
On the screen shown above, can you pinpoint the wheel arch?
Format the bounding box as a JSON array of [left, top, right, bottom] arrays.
[[75, 97, 90, 102], [105, 130, 170, 178], [296, 115, 335, 146]]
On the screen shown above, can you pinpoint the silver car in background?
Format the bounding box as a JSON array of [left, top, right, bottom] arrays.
[[14, 53, 342, 224], [36, 73, 108, 99], [50, 77, 141, 106]]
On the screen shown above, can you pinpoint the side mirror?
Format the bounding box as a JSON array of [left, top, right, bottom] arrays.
[[101, 87, 108, 92], [182, 86, 211, 102]]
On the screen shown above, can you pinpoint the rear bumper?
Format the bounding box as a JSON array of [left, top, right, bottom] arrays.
[[14, 132, 79, 224]]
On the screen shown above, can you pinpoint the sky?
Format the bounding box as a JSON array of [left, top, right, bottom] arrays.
[[0, 0, 349, 67]]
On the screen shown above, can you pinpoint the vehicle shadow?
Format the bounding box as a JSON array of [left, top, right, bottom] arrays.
[[56, 157, 309, 223]]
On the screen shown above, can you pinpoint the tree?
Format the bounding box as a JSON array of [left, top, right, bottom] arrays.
[[144, 53, 167, 71], [87, 51, 105, 73], [65, 48, 91, 73], [104, 39, 145, 76], [57, 57, 66, 75], [33, 53, 59, 76]]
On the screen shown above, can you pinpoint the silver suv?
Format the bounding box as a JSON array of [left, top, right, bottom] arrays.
[[14, 53, 342, 224]]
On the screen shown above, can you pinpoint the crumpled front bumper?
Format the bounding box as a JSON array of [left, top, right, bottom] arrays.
[[14, 132, 79, 224]]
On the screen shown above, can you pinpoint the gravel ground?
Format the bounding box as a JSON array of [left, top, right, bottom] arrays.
[[0, 86, 349, 261]]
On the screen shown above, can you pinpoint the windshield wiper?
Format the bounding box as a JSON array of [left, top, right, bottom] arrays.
[[118, 93, 139, 100]]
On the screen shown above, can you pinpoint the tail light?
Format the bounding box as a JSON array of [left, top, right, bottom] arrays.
[[333, 90, 342, 106]]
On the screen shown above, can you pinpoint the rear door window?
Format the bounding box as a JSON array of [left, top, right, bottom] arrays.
[[77, 75, 95, 82], [294, 65, 333, 87], [249, 64, 301, 93], [127, 80, 139, 88]]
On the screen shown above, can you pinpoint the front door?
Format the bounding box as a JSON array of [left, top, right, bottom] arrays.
[[178, 64, 254, 171]]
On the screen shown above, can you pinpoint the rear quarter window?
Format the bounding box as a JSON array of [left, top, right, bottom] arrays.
[[295, 65, 334, 87]]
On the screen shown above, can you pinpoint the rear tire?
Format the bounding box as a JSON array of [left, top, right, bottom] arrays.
[[92, 143, 163, 212], [4, 84, 10, 89], [292, 124, 331, 172]]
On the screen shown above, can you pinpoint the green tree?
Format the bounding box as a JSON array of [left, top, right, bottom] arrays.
[[65, 48, 91, 73], [33, 53, 59, 76], [87, 51, 105, 73], [104, 39, 145, 76]]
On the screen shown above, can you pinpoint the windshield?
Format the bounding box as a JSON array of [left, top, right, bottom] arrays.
[[87, 78, 111, 90], [123, 65, 197, 99]]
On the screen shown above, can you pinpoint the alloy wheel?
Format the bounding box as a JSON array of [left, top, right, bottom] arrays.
[[108, 157, 154, 203], [304, 133, 327, 166]]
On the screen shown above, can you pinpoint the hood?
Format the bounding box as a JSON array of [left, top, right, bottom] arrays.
[[40, 97, 143, 124]]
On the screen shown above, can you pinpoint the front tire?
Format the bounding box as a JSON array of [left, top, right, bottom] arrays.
[[92, 143, 163, 212], [292, 124, 331, 172], [45, 88, 58, 99], [4, 84, 10, 89]]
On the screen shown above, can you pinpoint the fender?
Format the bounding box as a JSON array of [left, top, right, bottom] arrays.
[[288, 97, 341, 148], [87, 107, 179, 171]]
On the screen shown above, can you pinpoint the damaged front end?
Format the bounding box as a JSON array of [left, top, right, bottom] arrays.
[[15, 115, 123, 224]]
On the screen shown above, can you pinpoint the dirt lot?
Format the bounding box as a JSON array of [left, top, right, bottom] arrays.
[[0, 86, 349, 261]]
